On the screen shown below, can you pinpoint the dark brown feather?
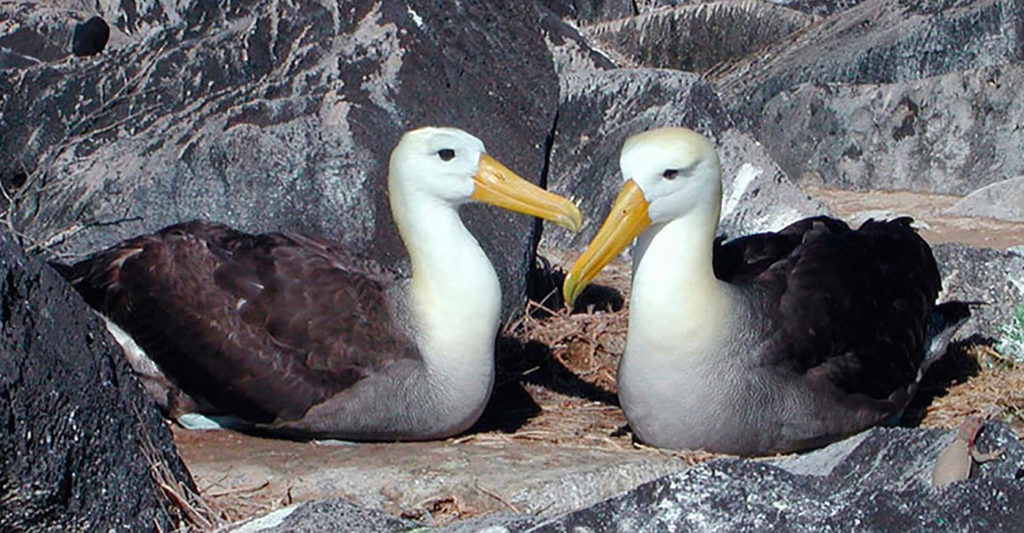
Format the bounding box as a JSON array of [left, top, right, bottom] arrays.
[[58, 220, 419, 423], [715, 216, 943, 400]]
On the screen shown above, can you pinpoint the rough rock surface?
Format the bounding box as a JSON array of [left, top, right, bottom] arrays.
[[538, 5, 618, 76], [716, 0, 1024, 130], [232, 422, 1024, 531], [767, 0, 868, 17], [177, 430, 689, 523], [529, 422, 1024, 531], [759, 64, 1024, 195], [947, 176, 1024, 222], [933, 243, 1024, 341], [0, 232, 192, 531], [230, 499, 418, 533], [541, 0, 636, 22], [0, 0, 565, 319], [715, 129, 831, 239], [584, 1, 816, 74]]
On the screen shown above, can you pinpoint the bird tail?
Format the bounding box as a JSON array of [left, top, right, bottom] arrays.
[[922, 301, 973, 369]]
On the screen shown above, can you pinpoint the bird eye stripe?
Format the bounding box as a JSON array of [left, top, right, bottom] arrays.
[[662, 160, 700, 180]]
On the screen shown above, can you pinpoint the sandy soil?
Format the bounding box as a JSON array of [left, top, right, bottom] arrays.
[[805, 186, 1024, 250]]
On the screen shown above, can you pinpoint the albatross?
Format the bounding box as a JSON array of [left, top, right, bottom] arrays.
[[562, 127, 968, 455], [58, 126, 582, 440]]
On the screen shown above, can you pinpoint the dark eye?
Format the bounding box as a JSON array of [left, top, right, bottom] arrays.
[[437, 148, 455, 161], [662, 169, 679, 180]]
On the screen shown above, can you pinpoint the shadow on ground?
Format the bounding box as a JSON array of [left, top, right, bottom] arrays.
[[469, 259, 625, 434], [901, 336, 985, 426]]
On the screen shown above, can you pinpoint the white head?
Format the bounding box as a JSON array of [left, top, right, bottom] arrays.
[[563, 127, 722, 304], [387, 127, 582, 229], [388, 127, 487, 204], [619, 127, 722, 224]]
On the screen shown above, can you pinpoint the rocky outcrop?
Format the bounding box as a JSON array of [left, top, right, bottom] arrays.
[[947, 176, 1024, 222], [230, 421, 1024, 531], [759, 64, 1024, 194], [533, 422, 1024, 531], [540, 0, 636, 23], [934, 243, 1024, 341], [0, 0, 566, 319], [0, 232, 193, 531], [717, 0, 1024, 129], [584, 1, 817, 73]]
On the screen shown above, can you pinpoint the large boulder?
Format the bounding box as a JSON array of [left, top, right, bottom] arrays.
[[768, 0, 869, 17], [946, 175, 1024, 222], [537, 5, 618, 76], [0, 232, 194, 531], [716, 0, 1024, 129], [583, 1, 817, 74], [526, 422, 1024, 531], [0, 0, 564, 319], [759, 64, 1024, 194], [540, 0, 636, 23], [933, 243, 1024, 341]]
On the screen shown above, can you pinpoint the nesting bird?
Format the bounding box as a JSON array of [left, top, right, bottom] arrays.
[[58, 127, 581, 441], [563, 127, 967, 455]]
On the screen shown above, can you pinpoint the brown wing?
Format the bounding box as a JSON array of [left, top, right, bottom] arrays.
[[58, 220, 419, 423], [721, 217, 943, 400]]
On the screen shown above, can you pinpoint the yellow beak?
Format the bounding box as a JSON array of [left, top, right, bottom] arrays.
[[563, 179, 650, 306], [470, 154, 582, 233]]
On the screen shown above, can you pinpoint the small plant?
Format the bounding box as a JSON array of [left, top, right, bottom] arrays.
[[995, 304, 1024, 365]]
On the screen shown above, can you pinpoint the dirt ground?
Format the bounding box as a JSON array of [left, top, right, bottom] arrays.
[[172, 187, 1024, 528]]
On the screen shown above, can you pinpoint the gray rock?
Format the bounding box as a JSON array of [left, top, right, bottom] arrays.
[[0, 0, 561, 320], [229, 499, 419, 533], [0, 231, 193, 531], [933, 243, 1024, 340], [538, 7, 618, 76], [437, 512, 545, 532], [182, 434, 689, 523], [0, 7, 73, 67], [716, 129, 832, 239], [239, 422, 1024, 532], [765, 0, 868, 17], [541, 0, 636, 22], [758, 64, 1024, 194], [583, 1, 817, 74], [533, 422, 1024, 532], [946, 175, 1024, 222], [71, 16, 109, 57], [717, 0, 1024, 130], [545, 68, 732, 249]]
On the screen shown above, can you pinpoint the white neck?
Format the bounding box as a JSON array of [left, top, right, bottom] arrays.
[[627, 203, 730, 363], [390, 188, 501, 378]]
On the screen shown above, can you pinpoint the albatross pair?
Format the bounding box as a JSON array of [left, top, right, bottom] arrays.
[[564, 127, 967, 455], [62, 125, 964, 454], [60, 127, 581, 441]]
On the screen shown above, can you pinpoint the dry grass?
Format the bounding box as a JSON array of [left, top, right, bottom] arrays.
[[921, 345, 1024, 433], [135, 410, 228, 532]]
